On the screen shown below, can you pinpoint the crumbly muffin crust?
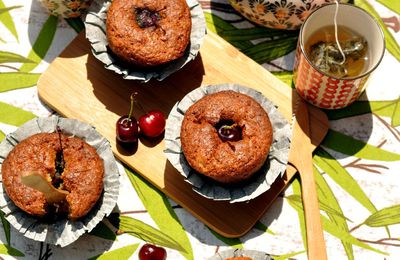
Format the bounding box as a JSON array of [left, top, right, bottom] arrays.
[[180, 91, 273, 184], [1, 133, 104, 220], [106, 0, 191, 67]]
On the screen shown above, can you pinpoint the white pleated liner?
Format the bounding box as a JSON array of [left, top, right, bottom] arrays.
[[0, 116, 120, 247], [84, 0, 206, 82], [164, 84, 292, 203], [208, 248, 272, 260]]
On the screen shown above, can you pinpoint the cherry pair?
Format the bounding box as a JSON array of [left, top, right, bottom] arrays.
[[116, 94, 166, 143]]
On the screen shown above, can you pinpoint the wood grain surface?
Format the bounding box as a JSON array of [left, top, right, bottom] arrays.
[[37, 30, 327, 238], [289, 99, 328, 260]]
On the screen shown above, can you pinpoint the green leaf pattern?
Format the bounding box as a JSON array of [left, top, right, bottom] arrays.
[[0, 72, 41, 92], [314, 149, 379, 214], [64, 17, 85, 33], [204, 12, 298, 63], [324, 98, 400, 127], [0, 211, 10, 245], [287, 179, 388, 256], [355, 0, 400, 62], [124, 168, 194, 259], [0, 101, 36, 126], [88, 244, 139, 260], [272, 250, 306, 260], [0, 244, 24, 256], [0, 0, 398, 259], [321, 129, 400, 161], [254, 221, 275, 235], [289, 178, 307, 249], [287, 194, 351, 222], [271, 71, 294, 88], [208, 228, 243, 249], [19, 15, 58, 73], [0, 51, 34, 64], [0, 1, 21, 41], [313, 166, 354, 260], [89, 221, 117, 241], [117, 215, 187, 252], [364, 205, 400, 227], [376, 0, 400, 15]]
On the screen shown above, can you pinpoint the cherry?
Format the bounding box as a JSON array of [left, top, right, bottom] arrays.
[[116, 115, 139, 143], [138, 110, 166, 138], [216, 120, 242, 142], [136, 8, 160, 28], [138, 243, 167, 260], [116, 94, 139, 143]]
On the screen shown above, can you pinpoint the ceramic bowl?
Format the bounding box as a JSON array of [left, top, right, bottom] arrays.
[[38, 0, 94, 18], [228, 0, 337, 30]]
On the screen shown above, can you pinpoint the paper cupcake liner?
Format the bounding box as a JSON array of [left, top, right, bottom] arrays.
[[84, 0, 206, 82], [0, 116, 120, 247], [164, 84, 291, 203], [207, 249, 272, 260]]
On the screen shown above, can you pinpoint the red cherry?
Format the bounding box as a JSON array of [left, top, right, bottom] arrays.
[[116, 115, 139, 143], [216, 120, 242, 142], [116, 93, 139, 143], [139, 110, 166, 138], [138, 243, 167, 260]]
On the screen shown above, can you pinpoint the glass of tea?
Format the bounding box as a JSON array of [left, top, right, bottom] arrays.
[[293, 3, 385, 109]]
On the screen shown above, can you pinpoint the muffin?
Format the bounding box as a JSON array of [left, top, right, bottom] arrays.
[[180, 91, 273, 184], [1, 133, 104, 220], [106, 0, 192, 67]]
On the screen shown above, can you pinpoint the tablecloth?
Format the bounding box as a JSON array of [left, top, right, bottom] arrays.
[[0, 0, 399, 259]]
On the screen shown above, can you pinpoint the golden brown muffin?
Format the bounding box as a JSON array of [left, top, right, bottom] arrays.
[[106, 0, 191, 67], [180, 91, 273, 184], [1, 133, 104, 220]]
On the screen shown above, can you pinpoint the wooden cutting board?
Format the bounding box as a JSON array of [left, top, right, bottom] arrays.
[[37, 31, 325, 238]]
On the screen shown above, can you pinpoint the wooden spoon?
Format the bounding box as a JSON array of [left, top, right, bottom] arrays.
[[287, 97, 329, 260], [20, 173, 69, 204]]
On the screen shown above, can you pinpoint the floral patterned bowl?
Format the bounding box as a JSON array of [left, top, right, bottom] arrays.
[[38, 0, 94, 18], [228, 0, 337, 30]]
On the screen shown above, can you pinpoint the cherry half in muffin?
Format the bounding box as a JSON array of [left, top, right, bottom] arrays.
[[215, 119, 242, 142], [135, 8, 161, 28]]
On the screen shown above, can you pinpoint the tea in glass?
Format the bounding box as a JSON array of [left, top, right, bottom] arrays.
[[304, 25, 369, 78]]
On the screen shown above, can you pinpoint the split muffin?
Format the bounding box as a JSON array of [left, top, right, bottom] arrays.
[[1, 133, 104, 220]]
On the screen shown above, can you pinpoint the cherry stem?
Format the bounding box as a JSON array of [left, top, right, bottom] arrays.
[[128, 92, 137, 121], [221, 123, 237, 130]]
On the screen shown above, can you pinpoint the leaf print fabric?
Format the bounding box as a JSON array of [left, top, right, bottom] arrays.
[[0, 0, 399, 259]]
